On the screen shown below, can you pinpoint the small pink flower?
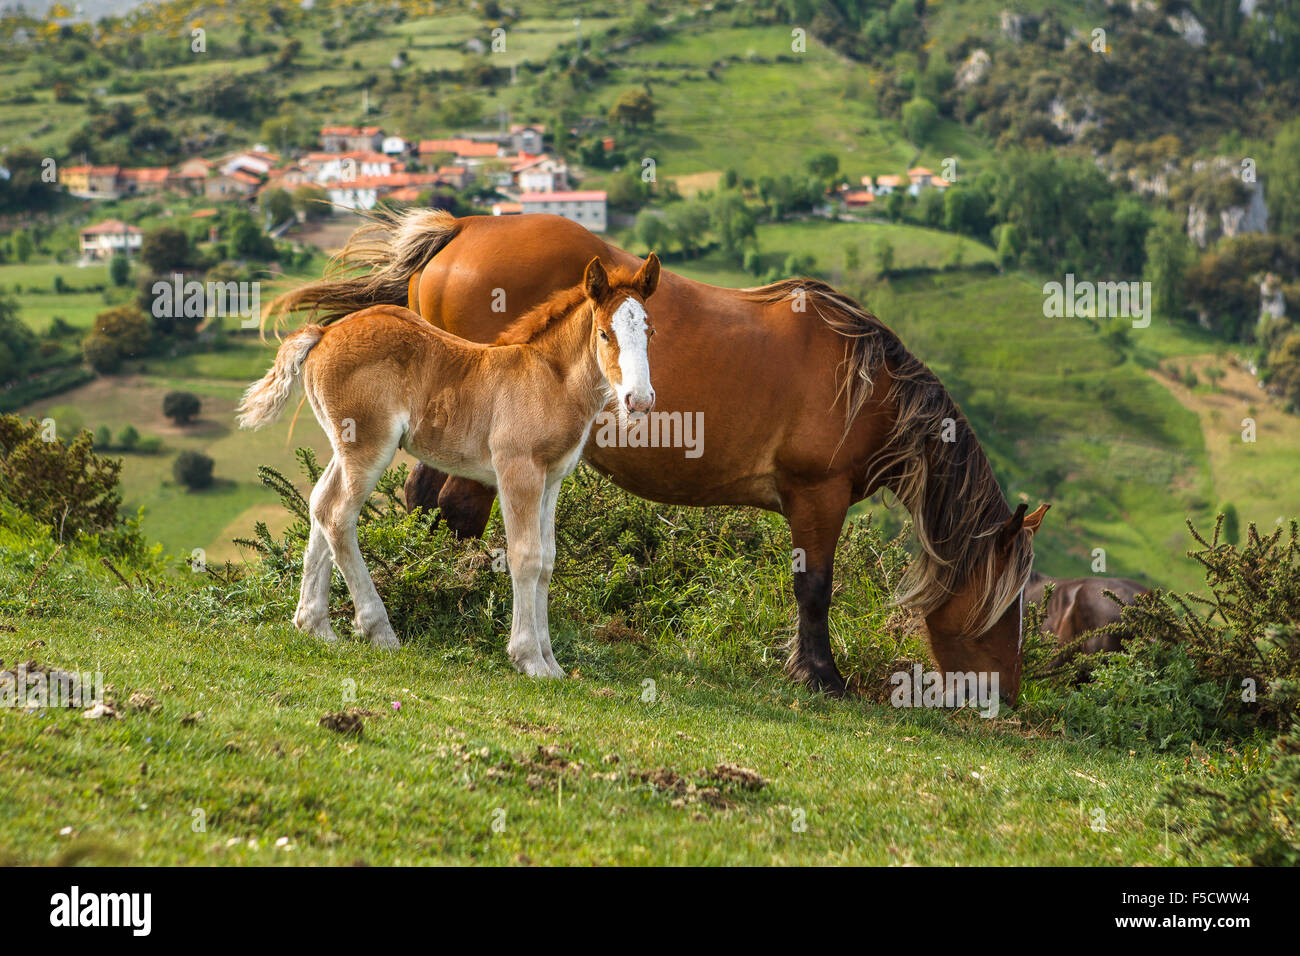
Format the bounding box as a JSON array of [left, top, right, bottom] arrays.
[[391, 701, 401, 711]]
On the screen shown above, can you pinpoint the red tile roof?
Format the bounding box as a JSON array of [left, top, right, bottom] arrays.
[[418, 139, 500, 158], [120, 167, 170, 182], [519, 190, 606, 203], [81, 219, 142, 235]]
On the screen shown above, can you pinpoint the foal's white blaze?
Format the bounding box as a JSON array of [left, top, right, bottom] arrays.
[[611, 297, 654, 416]]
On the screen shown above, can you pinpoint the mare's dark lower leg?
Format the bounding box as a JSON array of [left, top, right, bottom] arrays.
[[781, 482, 852, 696]]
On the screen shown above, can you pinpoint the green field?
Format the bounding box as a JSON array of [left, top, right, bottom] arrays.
[[647, 219, 997, 285], [0, 516, 1225, 866]]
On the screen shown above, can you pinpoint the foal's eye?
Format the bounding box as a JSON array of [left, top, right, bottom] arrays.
[[598, 330, 609, 341], [647, 327, 656, 338]]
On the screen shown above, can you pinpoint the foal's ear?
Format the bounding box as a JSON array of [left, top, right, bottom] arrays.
[[635, 252, 661, 299], [583, 257, 609, 302]]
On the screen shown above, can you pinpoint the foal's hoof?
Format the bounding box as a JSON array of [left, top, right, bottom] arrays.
[[513, 656, 562, 678], [367, 627, 401, 650], [294, 611, 339, 644]]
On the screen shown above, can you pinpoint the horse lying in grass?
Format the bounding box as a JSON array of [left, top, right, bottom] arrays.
[[1026, 570, 1150, 667], [268, 209, 1049, 702], [238, 255, 661, 676]]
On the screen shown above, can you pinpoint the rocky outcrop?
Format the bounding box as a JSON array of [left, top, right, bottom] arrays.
[[1167, 10, 1207, 46], [1185, 157, 1270, 247], [955, 49, 991, 89]]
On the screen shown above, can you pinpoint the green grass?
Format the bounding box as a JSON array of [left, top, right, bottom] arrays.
[[0, 523, 1222, 866], [22, 357, 334, 561], [680, 219, 996, 281], [874, 271, 1216, 590]]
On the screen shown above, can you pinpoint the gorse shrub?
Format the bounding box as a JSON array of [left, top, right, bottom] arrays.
[[1116, 516, 1300, 732], [0, 414, 146, 558], [238, 450, 925, 685], [0, 414, 123, 540], [1060, 639, 1236, 751], [1028, 515, 1300, 751], [1160, 720, 1300, 865]]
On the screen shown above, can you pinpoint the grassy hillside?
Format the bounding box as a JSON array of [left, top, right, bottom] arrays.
[[0, 487, 1225, 867]]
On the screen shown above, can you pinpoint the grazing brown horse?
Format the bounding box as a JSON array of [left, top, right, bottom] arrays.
[[268, 209, 1049, 701], [241, 256, 662, 676], [1026, 570, 1150, 665]]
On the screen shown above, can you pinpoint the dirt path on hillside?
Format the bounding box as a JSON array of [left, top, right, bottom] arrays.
[[1148, 356, 1300, 529]]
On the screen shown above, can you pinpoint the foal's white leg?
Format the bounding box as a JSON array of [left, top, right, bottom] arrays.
[[496, 459, 553, 677], [534, 477, 564, 678], [293, 460, 339, 643], [315, 451, 400, 650]]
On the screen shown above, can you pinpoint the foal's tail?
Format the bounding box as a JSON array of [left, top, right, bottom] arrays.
[[237, 326, 324, 430]]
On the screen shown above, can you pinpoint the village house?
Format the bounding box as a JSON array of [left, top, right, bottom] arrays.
[[302, 150, 404, 184], [509, 123, 546, 154], [381, 135, 411, 156], [867, 173, 905, 197], [418, 138, 502, 164], [60, 165, 124, 199], [842, 189, 876, 209], [326, 172, 441, 211], [320, 125, 384, 153], [204, 169, 261, 200], [220, 149, 280, 178], [435, 166, 473, 190], [513, 154, 570, 193], [118, 167, 170, 196], [519, 190, 607, 232], [906, 166, 950, 196], [169, 157, 214, 195], [79, 219, 142, 259], [863, 169, 951, 198]]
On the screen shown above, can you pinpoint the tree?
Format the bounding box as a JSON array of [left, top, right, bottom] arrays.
[[163, 390, 202, 425], [116, 424, 139, 451], [606, 170, 651, 212], [265, 188, 295, 227], [0, 414, 124, 538], [1265, 119, 1300, 240], [439, 93, 482, 128], [901, 97, 938, 147], [229, 212, 277, 260], [710, 190, 757, 260], [83, 306, 151, 373], [11, 229, 34, 264], [885, 191, 905, 222], [0, 146, 57, 213], [173, 450, 214, 489], [608, 89, 656, 129], [995, 222, 1023, 269], [139, 226, 192, 273], [294, 185, 330, 221], [633, 209, 673, 254], [94, 426, 113, 449], [0, 294, 37, 383], [876, 238, 895, 276], [665, 201, 711, 258], [805, 151, 839, 181], [109, 254, 131, 287], [1267, 331, 1300, 410]]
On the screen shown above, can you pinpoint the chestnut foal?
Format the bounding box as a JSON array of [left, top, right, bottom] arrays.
[[238, 255, 660, 676]]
